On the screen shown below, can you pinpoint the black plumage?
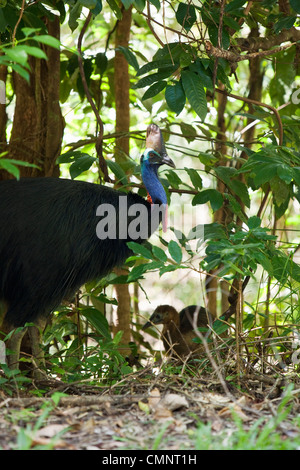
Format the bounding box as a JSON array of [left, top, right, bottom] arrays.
[[0, 124, 175, 372], [1, 178, 151, 328]]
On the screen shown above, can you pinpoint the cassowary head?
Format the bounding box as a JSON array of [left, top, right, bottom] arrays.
[[140, 125, 175, 232]]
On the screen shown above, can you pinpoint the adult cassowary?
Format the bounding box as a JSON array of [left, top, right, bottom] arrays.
[[0, 124, 175, 373]]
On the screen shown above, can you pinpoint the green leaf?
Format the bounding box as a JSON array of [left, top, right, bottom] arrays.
[[152, 245, 167, 262], [95, 52, 108, 74], [230, 179, 250, 208], [181, 70, 207, 121], [133, 0, 145, 11], [253, 163, 277, 187], [22, 27, 42, 37], [225, 0, 247, 12], [80, 308, 111, 340], [5, 47, 28, 66], [142, 80, 167, 100], [0, 160, 20, 179], [185, 168, 202, 190], [117, 46, 139, 72], [0, 158, 39, 179], [0, 8, 6, 33], [168, 240, 182, 264], [159, 264, 178, 276], [133, 67, 177, 89], [276, 164, 293, 184], [273, 16, 296, 34], [78, 0, 98, 8], [137, 59, 176, 77], [10, 64, 30, 82], [192, 189, 223, 212], [208, 24, 230, 49], [148, 0, 160, 10], [106, 160, 128, 185], [166, 169, 181, 188], [121, 0, 134, 9], [22, 45, 48, 60], [247, 216, 261, 230], [211, 319, 231, 335], [165, 81, 186, 115], [127, 263, 149, 282], [107, 0, 122, 18], [68, 2, 82, 31], [127, 242, 153, 259], [290, 0, 300, 13], [176, 3, 197, 32], [33, 35, 60, 49], [254, 251, 273, 275], [270, 175, 290, 207], [69, 156, 97, 179]]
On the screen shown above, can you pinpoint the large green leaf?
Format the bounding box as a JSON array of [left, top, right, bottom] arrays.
[[181, 70, 207, 121], [230, 179, 250, 208], [142, 80, 167, 100], [185, 168, 203, 190], [121, 0, 134, 9], [290, 0, 300, 13], [33, 35, 60, 49], [168, 240, 182, 264], [81, 308, 111, 340], [176, 3, 197, 32], [117, 46, 139, 72], [165, 81, 186, 115], [133, 67, 177, 89], [192, 189, 223, 211], [127, 242, 153, 259]]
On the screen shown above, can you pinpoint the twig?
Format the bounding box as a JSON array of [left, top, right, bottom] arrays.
[[215, 87, 283, 145], [146, 1, 164, 47], [12, 0, 26, 45]]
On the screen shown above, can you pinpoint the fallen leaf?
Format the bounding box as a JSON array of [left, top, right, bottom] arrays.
[[153, 406, 173, 420], [148, 388, 161, 410], [35, 424, 68, 439], [159, 394, 189, 411], [218, 404, 250, 422]]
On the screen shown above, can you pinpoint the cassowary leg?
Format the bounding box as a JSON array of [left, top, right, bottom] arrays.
[[5, 326, 27, 370], [27, 319, 47, 379]]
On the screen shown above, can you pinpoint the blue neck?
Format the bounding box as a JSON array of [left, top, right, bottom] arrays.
[[141, 160, 167, 205]]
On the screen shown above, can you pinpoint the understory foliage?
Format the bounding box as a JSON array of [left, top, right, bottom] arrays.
[[1, 0, 300, 384]]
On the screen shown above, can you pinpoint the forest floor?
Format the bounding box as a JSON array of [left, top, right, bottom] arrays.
[[1, 364, 300, 451]]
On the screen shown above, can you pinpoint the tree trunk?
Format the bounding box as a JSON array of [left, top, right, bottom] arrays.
[[206, 87, 228, 318], [113, 6, 133, 354], [4, 15, 64, 179]]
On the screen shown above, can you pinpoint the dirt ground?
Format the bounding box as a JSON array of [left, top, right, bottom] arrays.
[[1, 366, 300, 451]]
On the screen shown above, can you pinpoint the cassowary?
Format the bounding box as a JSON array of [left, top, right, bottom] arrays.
[[142, 304, 213, 359], [0, 124, 175, 373]]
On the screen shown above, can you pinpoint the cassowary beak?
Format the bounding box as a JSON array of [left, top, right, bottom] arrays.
[[147, 150, 176, 168], [161, 153, 176, 168]]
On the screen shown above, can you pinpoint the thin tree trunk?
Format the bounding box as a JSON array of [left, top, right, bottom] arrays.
[[113, 6, 132, 353], [206, 87, 228, 318]]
